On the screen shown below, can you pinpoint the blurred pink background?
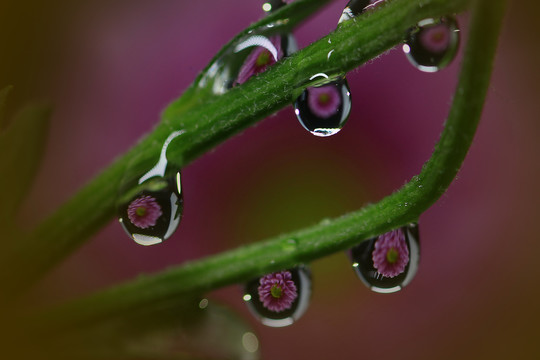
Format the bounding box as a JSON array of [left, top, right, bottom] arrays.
[[3, 0, 540, 358]]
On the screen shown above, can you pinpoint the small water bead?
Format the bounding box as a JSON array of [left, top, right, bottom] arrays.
[[243, 267, 311, 327], [280, 238, 298, 253], [262, 0, 288, 13], [403, 16, 460, 72], [118, 131, 184, 246], [348, 224, 420, 293], [294, 78, 352, 137]]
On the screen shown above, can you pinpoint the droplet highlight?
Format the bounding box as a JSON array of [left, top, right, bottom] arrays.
[[243, 266, 311, 327], [348, 224, 420, 293], [118, 131, 184, 246], [262, 0, 288, 13], [294, 78, 352, 137], [403, 16, 460, 72]]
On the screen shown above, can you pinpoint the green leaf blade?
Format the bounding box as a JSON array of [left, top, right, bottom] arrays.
[[0, 102, 51, 227]]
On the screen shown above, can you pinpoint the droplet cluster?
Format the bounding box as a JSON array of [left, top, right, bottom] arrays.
[[242, 224, 420, 327]]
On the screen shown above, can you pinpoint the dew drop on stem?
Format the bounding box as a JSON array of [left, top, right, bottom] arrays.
[[293, 0, 380, 137], [403, 16, 460, 72], [243, 266, 311, 327], [197, 8, 297, 95], [348, 224, 420, 293], [294, 77, 352, 137], [339, 0, 382, 22], [117, 131, 185, 246]]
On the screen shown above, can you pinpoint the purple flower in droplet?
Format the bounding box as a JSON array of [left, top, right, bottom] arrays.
[[307, 84, 341, 118], [258, 270, 298, 312], [372, 229, 410, 278], [235, 36, 283, 85], [420, 23, 451, 54], [127, 195, 163, 229]]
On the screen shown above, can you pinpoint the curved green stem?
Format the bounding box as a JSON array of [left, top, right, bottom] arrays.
[[6, 0, 474, 297], [39, 0, 505, 329]]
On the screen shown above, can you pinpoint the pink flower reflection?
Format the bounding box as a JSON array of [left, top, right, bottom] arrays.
[[127, 195, 163, 229], [420, 23, 451, 54], [372, 229, 409, 278], [307, 84, 341, 118], [258, 270, 298, 312], [235, 36, 283, 85]]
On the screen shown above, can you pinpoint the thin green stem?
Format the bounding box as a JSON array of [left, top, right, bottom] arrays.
[[39, 0, 505, 329], [6, 0, 474, 297], [3, 0, 331, 297]]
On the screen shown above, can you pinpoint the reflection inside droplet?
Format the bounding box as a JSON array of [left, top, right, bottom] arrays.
[[197, 22, 297, 95], [293, 0, 373, 137], [348, 224, 420, 293], [234, 35, 283, 85], [118, 131, 185, 245], [403, 16, 460, 72], [294, 78, 352, 137], [243, 266, 311, 327]]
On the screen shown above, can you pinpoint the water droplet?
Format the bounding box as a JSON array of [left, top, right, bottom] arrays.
[[294, 78, 352, 137], [339, 0, 375, 23], [281, 238, 298, 252], [319, 218, 331, 226], [347, 224, 420, 293], [243, 266, 311, 327], [197, 21, 296, 95], [403, 16, 460, 72], [294, 1, 374, 137], [118, 131, 184, 246], [262, 0, 287, 13]]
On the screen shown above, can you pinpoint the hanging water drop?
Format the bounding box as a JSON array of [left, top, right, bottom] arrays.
[[118, 131, 184, 246], [293, 0, 376, 137], [243, 266, 311, 327], [348, 224, 420, 293], [403, 16, 460, 72], [294, 78, 352, 137]]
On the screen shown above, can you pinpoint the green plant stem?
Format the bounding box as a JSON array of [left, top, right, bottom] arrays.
[[38, 0, 505, 329], [3, 0, 331, 298], [6, 0, 475, 297]]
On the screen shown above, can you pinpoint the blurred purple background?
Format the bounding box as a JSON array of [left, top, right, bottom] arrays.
[[3, 0, 540, 358]]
